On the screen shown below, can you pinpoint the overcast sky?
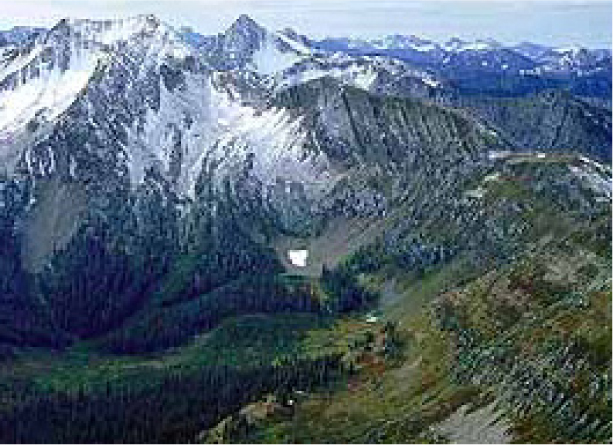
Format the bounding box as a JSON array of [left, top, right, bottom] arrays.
[[0, 0, 611, 48]]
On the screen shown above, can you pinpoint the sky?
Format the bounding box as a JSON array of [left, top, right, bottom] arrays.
[[0, 0, 611, 48]]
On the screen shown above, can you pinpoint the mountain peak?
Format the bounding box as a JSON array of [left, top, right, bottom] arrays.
[[49, 14, 163, 37], [372, 34, 439, 51], [235, 14, 259, 26], [222, 13, 268, 56], [229, 14, 266, 35], [39, 14, 185, 52], [0, 12, 192, 147], [443, 37, 501, 52]]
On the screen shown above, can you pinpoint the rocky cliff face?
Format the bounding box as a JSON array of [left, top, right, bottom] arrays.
[[461, 89, 612, 162]]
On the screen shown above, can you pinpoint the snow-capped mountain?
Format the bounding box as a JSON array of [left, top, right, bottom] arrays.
[[190, 14, 312, 74], [1, 13, 610, 207], [0, 15, 192, 175], [520, 45, 612, 76], [0, 15, 333, 194], [270, 54, 448, 102], [172, 17, 613, 102], [512, 42, 554, 60], [0, 13, 610, 345], [309, 33, 611, 98], [0, 14, 342, 279], [442, 37, 502, 52], [1, 13, 609, 218], [372, 34, 440, 52], [179, 16, 449, 101]]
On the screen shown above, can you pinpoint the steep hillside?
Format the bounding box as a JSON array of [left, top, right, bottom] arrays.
[[462, 89, 612, 162], [201, 154, 612, 444]]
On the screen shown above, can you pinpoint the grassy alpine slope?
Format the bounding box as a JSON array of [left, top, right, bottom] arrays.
[[200, 153, 612, 444]]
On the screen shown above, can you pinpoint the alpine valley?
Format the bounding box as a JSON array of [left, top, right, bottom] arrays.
[[0, 14, 611, 443]]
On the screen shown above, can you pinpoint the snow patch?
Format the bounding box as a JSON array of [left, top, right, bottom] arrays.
[[553, 45, 582, 55], [483, 172, 501, 183], [276, 62, 378, 92], [465, 187, 486, 199], [352, 67, 378, 90], [251, 35, 302, 75], [568, 164, 612, 200], [123, 76, 336, 199], [0, 44, 43, 80], [288, 249, 308, 267], [488, 151, 512, 161], [444, 39, 498, 52], [125, 73, 215, 197], [422, 77, 440, 88], [274, 31, 312, 55], [0, 50, 97, 137]]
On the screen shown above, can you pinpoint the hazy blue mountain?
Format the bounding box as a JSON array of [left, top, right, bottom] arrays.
[[0, 26, 46, 47]]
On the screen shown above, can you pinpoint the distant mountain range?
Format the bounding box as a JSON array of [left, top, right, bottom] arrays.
[[3, 16, 611, 98]]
